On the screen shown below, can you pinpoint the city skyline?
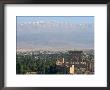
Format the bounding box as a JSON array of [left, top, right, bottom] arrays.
[[16, 16, 94, 75]]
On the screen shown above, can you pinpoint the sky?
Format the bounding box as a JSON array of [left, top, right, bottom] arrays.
[[17, 16, 93, 24], [16, 16, 94, 50]]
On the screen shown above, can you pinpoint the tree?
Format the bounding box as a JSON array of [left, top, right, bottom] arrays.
[[16, 62, 21, 74]]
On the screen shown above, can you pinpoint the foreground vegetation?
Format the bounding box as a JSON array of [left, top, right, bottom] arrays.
[[16, 50, 94, 74]]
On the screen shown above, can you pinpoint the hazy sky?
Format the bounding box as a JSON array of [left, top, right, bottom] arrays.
[[17, 16, 93, 24], [16, 16, 94, 50]]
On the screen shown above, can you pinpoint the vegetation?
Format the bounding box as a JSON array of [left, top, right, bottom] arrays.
[[16, 50, 94, 74]]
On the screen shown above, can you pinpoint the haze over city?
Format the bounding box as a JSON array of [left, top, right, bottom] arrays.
[[16, 16, 94, 51]]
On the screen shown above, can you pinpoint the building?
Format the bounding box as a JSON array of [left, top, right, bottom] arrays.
[[56, 58, 65, 65], [70, 65, 74, 74]]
